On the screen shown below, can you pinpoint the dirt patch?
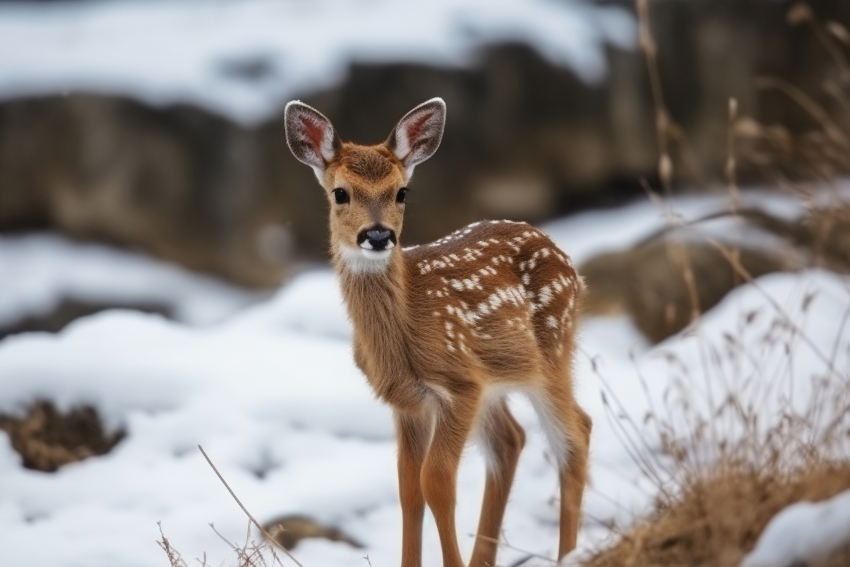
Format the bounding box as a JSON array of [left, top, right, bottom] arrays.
[[583, 461, 850, 567], [262, 515, 362, 551], [0, 401, 125, 472]]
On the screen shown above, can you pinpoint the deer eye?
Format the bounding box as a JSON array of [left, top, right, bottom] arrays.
[[396, 187, 408, 203], [333, 188, 349, 204]]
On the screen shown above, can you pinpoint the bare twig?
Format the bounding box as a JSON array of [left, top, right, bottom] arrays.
[[471, 533, 556, 564], [158, 521, 190, 567], [198, 445, 303, 567], [756, 76, 850, 148], [726, 98, 741, 213]]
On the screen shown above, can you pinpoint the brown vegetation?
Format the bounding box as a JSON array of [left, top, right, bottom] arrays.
[[584, 462, 850, 567], [0, 400, 124, 472], [579, 3, 850, 565]]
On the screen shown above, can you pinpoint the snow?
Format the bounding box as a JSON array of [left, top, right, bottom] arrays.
[[0, 189, 848, 566], [0, 233, 262, 329], [0, 0, 636, 125], [741, 488, 850, 567], [540, 184, 850, 266]]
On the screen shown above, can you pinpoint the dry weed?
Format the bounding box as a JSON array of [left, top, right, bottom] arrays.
[[0, 400, 124, 472], [583, 462, 850, 567], [156, 447, 303, 567], [157, 520, 284, 567], [580, 3, 850, 566]]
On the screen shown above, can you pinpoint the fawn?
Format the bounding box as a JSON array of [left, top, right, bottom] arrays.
[[284, 98, 591, 567]]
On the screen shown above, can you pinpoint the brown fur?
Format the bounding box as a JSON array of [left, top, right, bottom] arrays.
[[287, 102, 590, 567]]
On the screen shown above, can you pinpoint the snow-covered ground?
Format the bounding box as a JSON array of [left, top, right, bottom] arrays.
[[0, 0, 635, 124], [742, 488, 850, 567], [0, 190, 848, 567], [0, 233, 262, 329]]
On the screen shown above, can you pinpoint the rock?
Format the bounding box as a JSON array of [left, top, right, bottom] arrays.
[[262, 515, 363, 551], [581, 238, 787, 343], [0, 401, 125, 472]]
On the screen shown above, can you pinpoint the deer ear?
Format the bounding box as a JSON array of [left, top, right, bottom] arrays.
[[386, 98, 446, 177], [285, 101, 341, 180]]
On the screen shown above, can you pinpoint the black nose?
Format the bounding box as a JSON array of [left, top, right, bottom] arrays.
[[367, 229, 391, 243], [359, 227, 396, 250]]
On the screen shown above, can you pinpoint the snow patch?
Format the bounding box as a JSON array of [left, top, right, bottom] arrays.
[[742, 488, 850, 567]]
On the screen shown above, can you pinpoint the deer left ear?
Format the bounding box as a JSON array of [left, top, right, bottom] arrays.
[[386, 98, 446, 177]]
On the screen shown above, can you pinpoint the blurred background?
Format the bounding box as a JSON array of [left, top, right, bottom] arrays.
[[1, 1, 850, 565], [1, 0, 848, 290]]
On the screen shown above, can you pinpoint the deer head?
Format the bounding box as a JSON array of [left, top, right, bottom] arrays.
[[285, 98, 446, 273]]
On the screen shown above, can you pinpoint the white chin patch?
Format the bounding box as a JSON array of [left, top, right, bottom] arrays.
[[361, 248, 392, 260], [339, 244, 393, 273]]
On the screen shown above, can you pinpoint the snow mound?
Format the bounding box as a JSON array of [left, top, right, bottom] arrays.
[[0, 233, 261, 329], [742, 488, 850, 567]]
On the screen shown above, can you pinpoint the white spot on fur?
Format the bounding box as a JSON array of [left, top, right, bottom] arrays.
[[538, 285, 553, 306]]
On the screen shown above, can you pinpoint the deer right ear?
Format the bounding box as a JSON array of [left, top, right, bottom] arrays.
[[285, 101, 341, 180]]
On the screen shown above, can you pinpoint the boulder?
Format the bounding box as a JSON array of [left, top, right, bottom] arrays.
[[581, 237, 787, 343]]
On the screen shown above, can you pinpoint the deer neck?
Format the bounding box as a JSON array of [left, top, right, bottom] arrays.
[[334, 250, 424, 410]]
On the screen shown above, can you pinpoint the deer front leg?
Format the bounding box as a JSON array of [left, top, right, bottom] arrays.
[[396, 413, 432, 567], [420, 389, 479, 567]]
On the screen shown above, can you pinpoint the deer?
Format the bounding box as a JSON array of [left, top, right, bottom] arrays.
[[284, 98, 591, 567]]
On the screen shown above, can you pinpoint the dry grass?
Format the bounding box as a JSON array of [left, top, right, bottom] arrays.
[[156, 446, 306, 567], [578, 3, 850, 566], [583, 462, 850, 567], [583, 271, 850, 566], [158, 520, 285, 567]]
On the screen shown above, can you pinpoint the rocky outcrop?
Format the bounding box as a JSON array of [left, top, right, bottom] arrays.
[[579, 202, 850, 343], [1, 1, 848, 286]]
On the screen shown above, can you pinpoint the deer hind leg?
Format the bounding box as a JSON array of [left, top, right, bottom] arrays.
[[396, 412, 433, 567], [420, 386, 480, 567], [469, 398, 526, 567], [529, 382, 592, 560]]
